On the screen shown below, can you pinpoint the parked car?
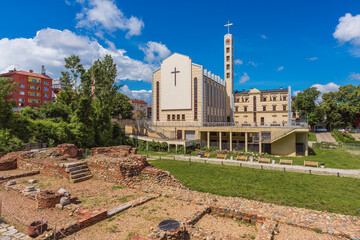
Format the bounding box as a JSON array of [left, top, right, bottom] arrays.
[[315, 128, 327, 132]]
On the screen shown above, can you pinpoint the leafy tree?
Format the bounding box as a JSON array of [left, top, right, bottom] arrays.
[[111, 91, 133, 119], [322, 85, 360, 129], [0, 77, 17, 129], [292, 87, 324, 128]]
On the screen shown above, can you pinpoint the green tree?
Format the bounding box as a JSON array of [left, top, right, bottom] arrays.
[[0, 77, 17, 129], [322, 85, 360, 129], [292, 87, 324, 128], [111, 91, 133, 119]]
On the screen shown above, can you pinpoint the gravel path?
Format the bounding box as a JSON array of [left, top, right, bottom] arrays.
[[316, 133, 337, 143]]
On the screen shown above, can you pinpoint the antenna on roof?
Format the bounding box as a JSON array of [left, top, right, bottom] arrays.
[[41, 65, 46, 75]]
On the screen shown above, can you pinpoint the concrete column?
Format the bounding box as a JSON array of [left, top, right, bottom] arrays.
[[175, 144, 178, 152], [146, 141, 149, 151], [207, 131, 210, 149], [259, 132, 262, 154], [245, 132, 248, 152], [230, 132, 233, 151], [219, 132, 222, 150], [305, 132, 309, 156]]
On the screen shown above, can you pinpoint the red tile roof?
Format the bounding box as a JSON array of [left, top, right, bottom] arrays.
[[129, 99, 147, 105], [2, 70, 52, 80], [148, 105, 152, 108]]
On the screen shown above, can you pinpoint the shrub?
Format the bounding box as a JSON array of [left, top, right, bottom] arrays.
[[332, 129, 360, 144], [0, 129, 23, 153]]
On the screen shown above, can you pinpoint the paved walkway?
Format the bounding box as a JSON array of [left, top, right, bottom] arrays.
[[0, 221, 29, 240], [149, 155, 360, 178], [316, 132, 337, 143]]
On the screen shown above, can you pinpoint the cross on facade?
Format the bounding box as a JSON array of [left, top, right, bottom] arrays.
[[224, 21, 233, 34], [171, 67, 180, 86]]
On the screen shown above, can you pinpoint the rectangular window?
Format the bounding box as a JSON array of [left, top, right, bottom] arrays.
[[226, 56, 230, 61], [283, 96, 287, 101], [19, 98, 24, 103], [262, 97, 266, 101], [172, 114, 175, 120], [235, 106, 238, 112], [44, 87, 49, 91], [19, 91, 25, 95], [177, 114, 180, 121], [167, 115, 170, 121], [283, 105, 286, 111], [226, 47, 230, 53], [273, 105, 276, 111], [19, 84, 25, 88], [194, 78, 198, 121], [156, 81, 159, 121], [226, 64, 230, 70], [44, 81, 49, 85], [32, 79, 36, 83], [182, 114, 185, 121], [273, 96, 277, 101], [44, 100, 48, 104], [263, 106, 266, 111], [44, 94, 48, 98], [244, 106, 247, 112], [226, 73, 230, 78]]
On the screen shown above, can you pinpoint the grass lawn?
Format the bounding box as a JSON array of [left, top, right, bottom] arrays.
[[149, 159, 360, 216], [140, 148, 360, 169], [308, 133, 317, 142]]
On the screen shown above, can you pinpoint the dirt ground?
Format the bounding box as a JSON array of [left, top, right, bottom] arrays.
[[70, 196, 205, 240], [194, 214, 258, 239], [0, 169, 34, 178], [18, 175, 146, 209], [274, 224, 341, 240], [0, 188, 74, 233]]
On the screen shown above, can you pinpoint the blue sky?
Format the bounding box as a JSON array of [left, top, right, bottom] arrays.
[[1, 0, 360, 104]]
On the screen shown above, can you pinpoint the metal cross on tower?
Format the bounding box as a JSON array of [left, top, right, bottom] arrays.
[[224, 21, 233, 34], [171, 67, 180, 86]]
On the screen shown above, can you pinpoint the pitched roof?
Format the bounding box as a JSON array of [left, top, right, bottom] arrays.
[[1, 70, 52, 80], [129, 99, 147, 105]]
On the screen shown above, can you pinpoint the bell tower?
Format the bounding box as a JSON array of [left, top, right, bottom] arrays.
[[224, 21, 234, 122]]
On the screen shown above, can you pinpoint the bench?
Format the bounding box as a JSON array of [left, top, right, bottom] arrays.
[[279, 159, 293, 165], [216, 154, 227, 159], [258, 158, 271, 164], [304, 161, 318, 168], [236, 156, 247, 161], [202, 153, 210, 158]]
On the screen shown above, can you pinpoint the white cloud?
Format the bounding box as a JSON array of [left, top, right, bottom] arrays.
[[307, 57, 318, 61], [75, 0, 144, 38], [277, 66, 284, 71], [260, 34, 267, 39], [139, 41, 171, 64], [293, 90, 301, 96], [333, 13, 360, 45], [247, 61, 258, 67], [234, 59, 243, 65], [311, 82, 340, 94], [120, 85, 152, 104], [348, 72, 360, 80], [239, 72, 250, 84], [0, 28, 156, 82]]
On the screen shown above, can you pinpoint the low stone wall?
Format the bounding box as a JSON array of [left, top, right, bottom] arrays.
[[140, 167, 186, 189], [36, 190, 63, 209], [87, 154, 148, 183], [0, 170, 40, 182], [18, 158, 70, 179], [91, 145, 137, 158], [0, 151, 26, 171]]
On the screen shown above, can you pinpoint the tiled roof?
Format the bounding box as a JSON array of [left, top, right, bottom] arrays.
[[235, 88, 288, 95], [2, 70, 52, 80], [148, 105, 152, 108], [129, 99, 147, 105]]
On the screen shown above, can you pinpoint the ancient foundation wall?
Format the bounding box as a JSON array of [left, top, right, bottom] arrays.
[[17, 158, 70, 179]]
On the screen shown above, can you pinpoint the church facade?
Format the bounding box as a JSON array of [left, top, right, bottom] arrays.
[[152, 53, 227, 125]]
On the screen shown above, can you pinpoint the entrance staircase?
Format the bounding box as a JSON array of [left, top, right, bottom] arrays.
[[64, 162, 92, 183], [137, 119, 170, 140]]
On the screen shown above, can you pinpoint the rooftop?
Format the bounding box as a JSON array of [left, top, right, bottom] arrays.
[[235, 87, 288, 95], [130, 99, 147, 105], [1, 70, 52, 80]]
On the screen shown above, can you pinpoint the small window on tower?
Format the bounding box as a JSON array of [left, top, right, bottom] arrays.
[[226, 73, 230, 78], [226, 56, 230, 61], [226, 47, 230, 53], [167, 115, 170, 121], [226, 64, 230, 70]]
